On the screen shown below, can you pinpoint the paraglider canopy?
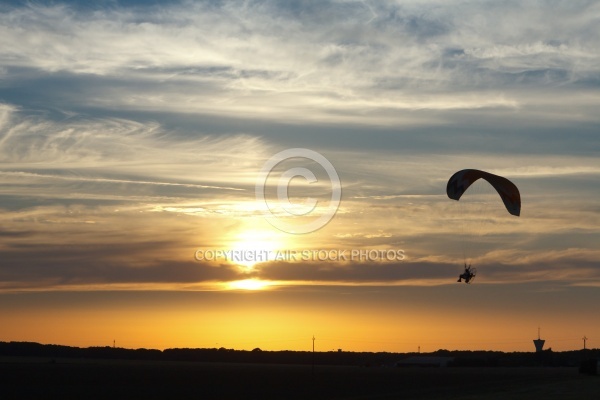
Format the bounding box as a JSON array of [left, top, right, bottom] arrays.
[[447, 169, 521, 284], [446, 169, 521, 216]]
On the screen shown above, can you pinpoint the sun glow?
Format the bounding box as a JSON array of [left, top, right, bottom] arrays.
[[228, 229, 287, 268], [227, 279, 273, 291]]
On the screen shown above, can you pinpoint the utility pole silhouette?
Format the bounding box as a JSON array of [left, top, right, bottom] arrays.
[[582, 336, 588, 350]]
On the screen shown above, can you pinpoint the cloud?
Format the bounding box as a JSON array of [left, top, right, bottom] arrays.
[[0, 105, 271, 206], [1, 1, 599, 126]]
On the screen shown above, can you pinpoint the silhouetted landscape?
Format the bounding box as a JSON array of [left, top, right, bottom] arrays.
[[1, 341, 599, 367], [1, 342, 597, 399]]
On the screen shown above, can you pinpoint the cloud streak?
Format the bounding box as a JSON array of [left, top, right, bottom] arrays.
[[1, 1, 599, 125]]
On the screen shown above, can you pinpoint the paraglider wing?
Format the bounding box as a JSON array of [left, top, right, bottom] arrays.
[[446, 169, 521, 216]]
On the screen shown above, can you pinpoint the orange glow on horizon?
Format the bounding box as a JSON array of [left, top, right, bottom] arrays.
[[1, 288, 597, 353]]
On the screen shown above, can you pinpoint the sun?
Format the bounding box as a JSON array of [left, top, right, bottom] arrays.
[[228, 230, 286, 268], [227, 279, 273, 291]]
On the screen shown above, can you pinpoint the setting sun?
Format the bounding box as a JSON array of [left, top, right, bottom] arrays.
[[227, 279, 273, 291], [228, 230, 288, 268]]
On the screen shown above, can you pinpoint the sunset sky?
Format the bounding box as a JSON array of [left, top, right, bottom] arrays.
[[1, 0, 599, 352]]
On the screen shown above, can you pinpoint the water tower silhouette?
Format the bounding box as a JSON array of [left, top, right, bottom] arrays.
[[533, 327, 545, 352]]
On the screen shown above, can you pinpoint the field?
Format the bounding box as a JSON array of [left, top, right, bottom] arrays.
[[0, 356, 597, 399]]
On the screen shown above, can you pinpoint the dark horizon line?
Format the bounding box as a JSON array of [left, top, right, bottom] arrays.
[[1, 340, 596, 355]]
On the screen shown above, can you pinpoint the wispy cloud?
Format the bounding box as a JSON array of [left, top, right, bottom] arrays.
[[1, 1, 599, 125]]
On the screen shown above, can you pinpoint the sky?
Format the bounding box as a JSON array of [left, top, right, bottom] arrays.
[[0, 0, 599, 352]]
